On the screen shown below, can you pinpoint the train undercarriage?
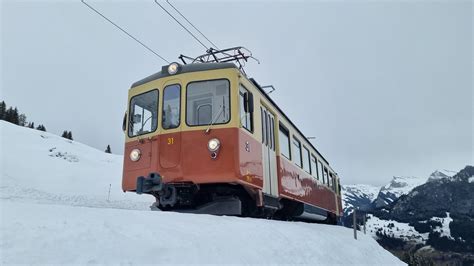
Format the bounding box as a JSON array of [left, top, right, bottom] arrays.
[[136, 173, 338, 224]]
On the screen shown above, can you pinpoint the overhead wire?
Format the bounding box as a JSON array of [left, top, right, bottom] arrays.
[[165, 0, 219, 50], [81, 0, 170, 63], [153, 0, 209, 51]]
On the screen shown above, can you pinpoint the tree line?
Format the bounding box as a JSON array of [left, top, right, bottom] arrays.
[[1, 100, 112, 153]]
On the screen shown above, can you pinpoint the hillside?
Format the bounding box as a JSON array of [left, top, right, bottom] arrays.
[[0, 121, 403, 265]]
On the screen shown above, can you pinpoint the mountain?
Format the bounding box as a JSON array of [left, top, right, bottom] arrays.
[[427, 169, 457, 182], [0, 120, 403, 265], [341, 184, 380, 216], [373, 175, 428, 208], [384, 166, 474, 223], [370, 166, 474, 264]]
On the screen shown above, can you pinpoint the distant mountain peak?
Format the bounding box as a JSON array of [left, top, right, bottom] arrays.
[[428, 169, 457, 182], [374, 175, 427, 208]]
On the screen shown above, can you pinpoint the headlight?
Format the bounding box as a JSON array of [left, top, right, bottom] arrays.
[[167, 62, 180, 75], [130, 148, 141, 161], [207, 138, 221, 152]]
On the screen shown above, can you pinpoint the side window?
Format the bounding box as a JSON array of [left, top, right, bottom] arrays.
[[323, 167, 329, 185], [317, 161, 323, 183], [303, 146, 310, 173], [329, 173, 334, 191], [279, 124, 290, 159], [261, 107, 266, 144], [310, 156, 317, 179], [267, 113, 274, 150], [239, 86, 253, 132], [292, 137, 302, 167], [162, 84, 181, 129]]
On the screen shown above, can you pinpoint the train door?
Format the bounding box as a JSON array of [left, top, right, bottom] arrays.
[[261, 105, 278, 197], [159, 82, 182, 169]]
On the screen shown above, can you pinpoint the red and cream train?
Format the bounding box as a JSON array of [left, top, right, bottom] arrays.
[[122, 60, 342, 223]]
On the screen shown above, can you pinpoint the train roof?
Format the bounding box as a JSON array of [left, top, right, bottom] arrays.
[[130, 62, 332, 169], [131, 62, 236, 88]]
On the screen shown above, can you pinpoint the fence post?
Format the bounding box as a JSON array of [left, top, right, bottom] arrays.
[[353, 209, 357, 240], [363, 213, 366, 234], [107, 184, 111, 202]]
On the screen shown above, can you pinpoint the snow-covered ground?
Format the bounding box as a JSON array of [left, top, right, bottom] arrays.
[[366, 214, 429, 244], [366, 213, 456, 244], [0, 121, 404, 265]]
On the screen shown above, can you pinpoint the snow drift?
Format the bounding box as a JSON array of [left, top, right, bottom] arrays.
[[0, 121, 403, 265]]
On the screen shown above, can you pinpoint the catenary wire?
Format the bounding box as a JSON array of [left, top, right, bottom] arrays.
[[154, 0, 209, 50], [165, 0, 219, 50], [81, 0, 170, 63]]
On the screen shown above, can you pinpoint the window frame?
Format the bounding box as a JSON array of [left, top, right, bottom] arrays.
[[310, 155, 318, 179], [317, 160, 324, 183], [278, 123, 291, 160], [239, 85, 253, 133], [128, 89, 159, 138], [292, 136, 302, 168], [162, 84, 181, 130], [185, 78, 231, 127], [323, 167, 329, 186], [302, 146, 311, 174]]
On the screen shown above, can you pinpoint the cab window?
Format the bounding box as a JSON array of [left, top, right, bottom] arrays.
[[162, 84, 181, 129], [186, 79, 230, 126], [128, 90, 158, 137]]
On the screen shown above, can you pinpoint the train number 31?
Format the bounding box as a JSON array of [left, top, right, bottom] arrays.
[[167, 137, 174, 145]]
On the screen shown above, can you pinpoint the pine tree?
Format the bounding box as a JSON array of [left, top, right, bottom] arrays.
[[18, 113, 27, 126], [0, 101, 6, 120], [28, 122, 35, 129], [61, 130, 68, 138], [36, 124, 46, 131], [105, 145, 111, 153], [11, 108, 19, 125], [4, 107, 13, 122], [67, 131, 73, 140]]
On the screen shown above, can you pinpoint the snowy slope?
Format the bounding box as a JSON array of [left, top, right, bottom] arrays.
[[2, 201, 404, 265], [341, 184, 380, 215], [0, 120, 154, 209], [373, 176, 427, 208], [0, 121, 404, 265], [366, 213, 455, 244]]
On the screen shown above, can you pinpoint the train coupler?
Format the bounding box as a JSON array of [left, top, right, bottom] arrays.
[[136, 172, 162, 194]]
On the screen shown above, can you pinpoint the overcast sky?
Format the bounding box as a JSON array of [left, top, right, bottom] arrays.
[[1, 0, 472, 186]]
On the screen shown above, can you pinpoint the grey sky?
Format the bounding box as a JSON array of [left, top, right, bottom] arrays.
[[1, 1, 472, 186]]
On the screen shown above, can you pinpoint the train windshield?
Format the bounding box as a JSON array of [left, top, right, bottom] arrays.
[[128, 90, 158, 137], [186, 79, 230, 126]]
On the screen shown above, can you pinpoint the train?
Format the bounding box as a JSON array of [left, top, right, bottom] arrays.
[[121, 48, 342, 223]]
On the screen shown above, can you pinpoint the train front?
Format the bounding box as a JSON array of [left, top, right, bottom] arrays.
[[121, 62, 256, 214]]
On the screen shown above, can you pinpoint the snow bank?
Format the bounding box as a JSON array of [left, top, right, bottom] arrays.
[[0, 120, 154, 209], [1, 202, 403, 265], [0, 121, 404, 265]]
